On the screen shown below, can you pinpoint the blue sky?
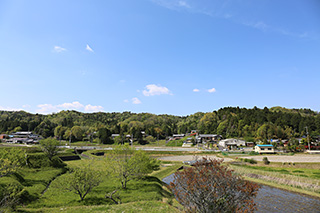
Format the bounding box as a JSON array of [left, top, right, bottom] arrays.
[[0, 0, 319, 115]]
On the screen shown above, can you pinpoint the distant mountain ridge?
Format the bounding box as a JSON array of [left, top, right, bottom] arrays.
[[0, 106, 319, 141]]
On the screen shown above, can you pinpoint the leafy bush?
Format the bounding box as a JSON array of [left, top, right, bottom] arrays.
[[0, 181, 29, 211], [263, 157, 270, 165], [27, 154, 66, 168], [244, 158, 257, 164]]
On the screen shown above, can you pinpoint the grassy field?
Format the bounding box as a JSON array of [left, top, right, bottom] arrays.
[[15, 156, 178, 212], [20, 201, 179, 213]]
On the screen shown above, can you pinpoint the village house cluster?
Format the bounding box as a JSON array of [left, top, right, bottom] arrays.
[[0, 131, 41, 144]]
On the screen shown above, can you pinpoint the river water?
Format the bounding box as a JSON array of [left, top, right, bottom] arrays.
[[163, 174, 320, 212]]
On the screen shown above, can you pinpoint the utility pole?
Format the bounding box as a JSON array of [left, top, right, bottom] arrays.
[[69, 129, 72, 146], [306, 126, 310, 151]]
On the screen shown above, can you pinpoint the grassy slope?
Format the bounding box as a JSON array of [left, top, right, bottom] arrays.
[[22, 158, 176, 211], [20, 201, 179, 213]]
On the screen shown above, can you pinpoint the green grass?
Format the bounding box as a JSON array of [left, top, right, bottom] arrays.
[[20, 201, 179, 212], [25, 158, 173, 209], [151, 162, 183, 180]]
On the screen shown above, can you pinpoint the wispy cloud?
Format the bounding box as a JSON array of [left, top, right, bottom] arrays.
[[132, 97, 142, 104], [53, 46, 67, 53], [86, 44, 94, 52], [193, 88, 200, 92], [36, 101, 104, 114], [151, 0, 192, 10], [142, 84, 172, 96], [123, 99, 129, 103], [178, 1, 190, 8], [151, 0, 317, 40], [208, 88, 216, 93]]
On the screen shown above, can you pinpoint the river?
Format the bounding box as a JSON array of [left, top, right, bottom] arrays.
[[163, 174, 320, 212]]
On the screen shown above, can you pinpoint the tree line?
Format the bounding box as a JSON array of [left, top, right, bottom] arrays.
[[0, 106, 319, 143]]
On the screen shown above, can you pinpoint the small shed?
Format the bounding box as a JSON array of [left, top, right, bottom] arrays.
[[255, 144, 275, 154]]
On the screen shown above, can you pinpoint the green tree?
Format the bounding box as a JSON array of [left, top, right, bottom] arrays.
[[54, 125, 67, 141], [98, 127, 112, 144], [71, 126, 84, 141], [128, 121, 144, 142], [217, 120, 228, 137], [40, 138, 59, 161], [0, 148, 25, 178], [107, 145, 159, 189], [56, 162, 103, 201]]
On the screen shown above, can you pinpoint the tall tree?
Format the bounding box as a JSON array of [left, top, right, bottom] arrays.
[[106, 145, 159, 189]]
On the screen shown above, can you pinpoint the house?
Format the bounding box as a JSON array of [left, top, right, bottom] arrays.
[[255, 144, 275, 154], [219, 139, 246, 149], [245, 142, 255, 147], [172, 134, 185, 139], [111, 134, 120, 139], [12, 131, 33, 138], [196, 134, 222, 143]]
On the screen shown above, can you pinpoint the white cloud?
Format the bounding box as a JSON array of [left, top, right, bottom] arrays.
[[132, 97, 142, 104], [57, 101, 84, 109], [53, 46, 67, 53], [178, 1, 190, 8], [36, 104, 59, 114], [208, 88, 216, 93], [36, 101, 104, 114], [123, 99, 129, 103], [22, 104, 31, 108], [142, 84, 172, 96], [86, 44, 94, 52], [193, 88, 200, 92], [84, 104, 103, 112]]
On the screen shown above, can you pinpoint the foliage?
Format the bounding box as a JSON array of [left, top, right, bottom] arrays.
[[1, 106, 320, 144], [0, 182, 27, 212], [0, 148, 25, 178], [106, 144, 160, 189], [243, 158, 258, 164], [97, 127, 112, 144], [56, 162, 103, 201], [40, 138, 59, 161], [263, 157, 270, 165], [170, 158, 260, 212], [146, 135, 156, 143]]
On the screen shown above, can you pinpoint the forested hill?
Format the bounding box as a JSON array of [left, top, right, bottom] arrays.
[[0, 106, 319, 141]]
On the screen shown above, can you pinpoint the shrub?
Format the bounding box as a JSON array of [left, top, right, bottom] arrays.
[[27, 154, 66, 168], [0, 182, 29, 211], [263, 157, 270, 165], [244, 158, 257, 164]]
